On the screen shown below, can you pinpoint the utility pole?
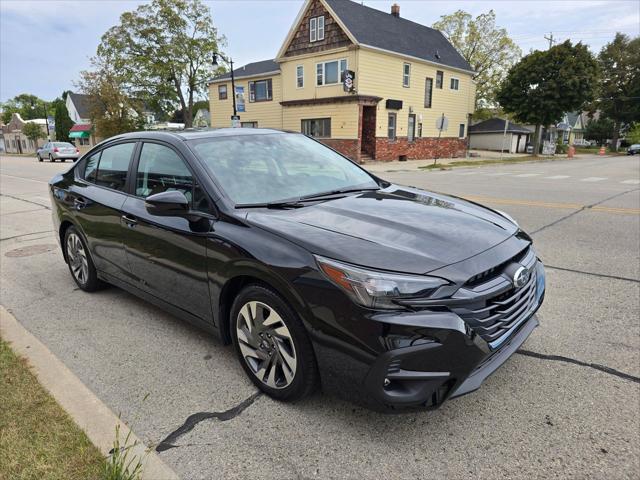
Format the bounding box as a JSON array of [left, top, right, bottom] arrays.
[[544, 32, 555, 49]]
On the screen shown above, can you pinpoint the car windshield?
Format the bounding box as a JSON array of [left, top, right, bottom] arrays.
[[190, 132, 379, 205]]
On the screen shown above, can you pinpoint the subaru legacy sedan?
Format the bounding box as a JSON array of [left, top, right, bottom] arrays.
[[38, 141, 80, 162], [49, 129, 545, 411]]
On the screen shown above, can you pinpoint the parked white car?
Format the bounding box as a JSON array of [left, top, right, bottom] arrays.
[[37, 142, 80, 162]]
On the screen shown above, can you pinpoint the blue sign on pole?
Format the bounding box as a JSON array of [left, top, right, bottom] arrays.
[[235, 86, 245, 113]]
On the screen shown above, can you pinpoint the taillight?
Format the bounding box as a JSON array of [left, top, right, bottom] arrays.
[[76, 148, 79, 153], [53, 147, 59, 152]]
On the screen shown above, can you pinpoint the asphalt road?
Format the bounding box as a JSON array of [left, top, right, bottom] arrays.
[[1, 153, 639, 479]]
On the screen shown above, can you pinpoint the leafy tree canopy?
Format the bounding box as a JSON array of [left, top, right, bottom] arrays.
[[52, 96, 74, 143], [1, 94, 48, 124], [496, 40, 598, 152], [590, 33, 640, 150], [22, 122, 45, 151], [94, 0, 224, 128], [584, 117, 615, 145], [433, 10, 521, 107]]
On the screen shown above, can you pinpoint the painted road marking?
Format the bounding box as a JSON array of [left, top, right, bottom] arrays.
[[581, 177, 608, 182], [621, 179, 640, 185], [463, 195, 640, 215], [485, 172, 514, 176], [545, 175, 571, 180], [513, 173, 541, 177]]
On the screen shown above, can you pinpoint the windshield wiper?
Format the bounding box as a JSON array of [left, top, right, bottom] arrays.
[[299, 186, 381, 201], [235, 200, 305, 209]]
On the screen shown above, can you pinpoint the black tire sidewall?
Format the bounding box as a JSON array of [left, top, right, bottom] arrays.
[[230, 284, 318, 401], [63, 226, 101, 292]]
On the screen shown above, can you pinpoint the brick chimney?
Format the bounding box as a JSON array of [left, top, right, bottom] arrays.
[[391, 3, 400, 18]]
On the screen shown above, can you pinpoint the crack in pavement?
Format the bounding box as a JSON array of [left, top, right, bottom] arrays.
[[0, 193, 51, 210], [545, 265, 640, 283], [1, 230, 55, 242], [517, 349, 640, 384], [155, 391, 262, 452], [530, 187, 639, 235]]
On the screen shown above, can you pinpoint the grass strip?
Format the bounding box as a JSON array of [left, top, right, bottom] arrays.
[[0, 337, 107, 480]]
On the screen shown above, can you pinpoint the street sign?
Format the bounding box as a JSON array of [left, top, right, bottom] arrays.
[[47, 116, 55, 132], [435, 115, 448, 131]]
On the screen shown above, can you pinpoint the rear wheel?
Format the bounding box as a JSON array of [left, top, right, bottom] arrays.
[[63, 226, 102, 292], [230, 285, 318, 401], [37, 155, 42, 162]]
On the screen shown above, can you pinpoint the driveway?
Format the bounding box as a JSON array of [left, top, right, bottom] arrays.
[[1, 153, 638, 479]]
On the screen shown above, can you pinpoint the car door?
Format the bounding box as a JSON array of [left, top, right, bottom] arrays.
[[41, 142, 50, 156], [120, 141, 213, 321], [68, 142, 137, 281]]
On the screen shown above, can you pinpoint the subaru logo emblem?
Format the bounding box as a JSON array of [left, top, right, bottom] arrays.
[[513, 266, 530, 288]]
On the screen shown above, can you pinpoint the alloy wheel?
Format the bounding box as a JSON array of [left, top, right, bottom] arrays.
[[236, 301, 297, 389], [66, 232, 89, 285]]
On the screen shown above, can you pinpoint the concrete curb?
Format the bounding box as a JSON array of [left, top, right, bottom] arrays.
[[0, 305, 180, 480]]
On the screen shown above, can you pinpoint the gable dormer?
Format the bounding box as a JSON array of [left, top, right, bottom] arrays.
[[280, 0, 353, 58]]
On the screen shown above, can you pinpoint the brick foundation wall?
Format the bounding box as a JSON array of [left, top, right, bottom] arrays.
[[320, 138, 360, 161], [374, 137, 468, 161]]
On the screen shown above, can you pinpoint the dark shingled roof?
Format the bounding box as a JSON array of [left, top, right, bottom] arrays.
[[67, 92, 93, 119], [469, 118, 532, 134], [211, 59, 280, 82], [324, 0, 472, 72]]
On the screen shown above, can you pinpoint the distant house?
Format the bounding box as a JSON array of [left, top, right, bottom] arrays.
[[1, 113, 49, 154], [193, 109, 210, 128], [469, 118, 532, 153], [65, 92, 102, 153], [556, 112, 586, 145]]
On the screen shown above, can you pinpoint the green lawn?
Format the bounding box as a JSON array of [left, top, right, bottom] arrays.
[[0, 337, 107, 480]]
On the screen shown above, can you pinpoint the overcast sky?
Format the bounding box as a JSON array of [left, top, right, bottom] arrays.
[[1, 0, 639, 104]]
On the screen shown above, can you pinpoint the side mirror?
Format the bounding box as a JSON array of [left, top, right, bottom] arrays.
[[145, 190, 189, 217]]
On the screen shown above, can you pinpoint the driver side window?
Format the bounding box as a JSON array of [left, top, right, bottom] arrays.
[[136, 143, 210, 213]]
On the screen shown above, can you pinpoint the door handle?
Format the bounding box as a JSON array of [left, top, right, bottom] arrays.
[[121, 214, 138, 227], [73, 197, 87, 209]]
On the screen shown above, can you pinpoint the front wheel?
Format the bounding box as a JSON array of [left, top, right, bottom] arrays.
[[230, 285, 318, 401], [37, 155, 42, 162], [63, 226, 102, 291]]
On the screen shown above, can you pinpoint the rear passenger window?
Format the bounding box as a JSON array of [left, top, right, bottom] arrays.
[[84, 152, 100, 183], [95, 143, 135, 191]]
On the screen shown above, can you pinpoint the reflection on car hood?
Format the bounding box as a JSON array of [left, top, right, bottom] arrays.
[[246, 185, 518, 274]]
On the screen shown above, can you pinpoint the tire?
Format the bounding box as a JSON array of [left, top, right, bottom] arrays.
[[49, 154, 54, 162], [230, 284, 318, 401], [63, 226, 103, 292], [37, 155, 42, 162]]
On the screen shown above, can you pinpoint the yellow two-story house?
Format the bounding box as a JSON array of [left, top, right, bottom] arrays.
[[209, 0, 476, 162]]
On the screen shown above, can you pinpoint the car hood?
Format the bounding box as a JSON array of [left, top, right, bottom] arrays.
[[245, 185, 518, 274]]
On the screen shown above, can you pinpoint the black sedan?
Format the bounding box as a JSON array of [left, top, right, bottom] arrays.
[[49, 129, 545, 411]]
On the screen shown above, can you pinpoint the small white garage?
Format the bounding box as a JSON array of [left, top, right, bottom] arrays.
[[469, 118, 532, 153]]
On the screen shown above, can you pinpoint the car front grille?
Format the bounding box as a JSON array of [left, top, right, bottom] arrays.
[[451, 246, 539, 348]]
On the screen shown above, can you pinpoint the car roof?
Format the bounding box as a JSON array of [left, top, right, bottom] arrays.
[[109, 128, 290, 143]]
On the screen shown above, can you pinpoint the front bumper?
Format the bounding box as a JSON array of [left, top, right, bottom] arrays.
[[311, 258, 545, 412]]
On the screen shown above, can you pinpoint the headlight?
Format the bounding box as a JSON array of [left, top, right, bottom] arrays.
[[315, 256, 448, 310], [495, 209, 519, 227]]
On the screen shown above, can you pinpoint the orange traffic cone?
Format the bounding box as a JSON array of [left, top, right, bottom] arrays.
[[598, 146, 605, 156]]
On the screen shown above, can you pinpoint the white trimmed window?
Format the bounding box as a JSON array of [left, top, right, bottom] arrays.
[[403, 63, 411, 87], [296, 65, 304, 88], [310, 15, 325, 42], [450, 77, 460, 90], [316, 59, 347, 86]]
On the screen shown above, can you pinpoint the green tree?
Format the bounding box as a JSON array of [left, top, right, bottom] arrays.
[[584, 117, 614, 146], [433, 10, 522, 107], [78, 54, 145, 139], [1, 94, 48, 123], [22, 122, 45, 152], [496, 41, 599, 155], [627, 123, 640, 144], [53, 93, 74, 143], [591, 34, 640, 151], [94, 0, 224, 128]]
